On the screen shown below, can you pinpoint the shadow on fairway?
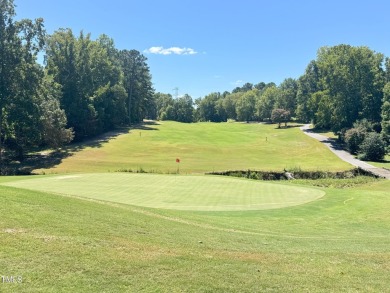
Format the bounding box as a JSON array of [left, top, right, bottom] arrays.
[[15, 121, 160, 174], [274, 124, 304, 129], [324, 139, 345, 151], [302, 128, 345, 150], [132, 120, 160, 131]]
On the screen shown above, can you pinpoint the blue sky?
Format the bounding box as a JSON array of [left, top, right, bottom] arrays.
[[16, 0, 390, 98]]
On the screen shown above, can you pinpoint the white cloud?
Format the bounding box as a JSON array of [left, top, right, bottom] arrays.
[[232, 80, 244, 86], [144, 46, 198, 55]]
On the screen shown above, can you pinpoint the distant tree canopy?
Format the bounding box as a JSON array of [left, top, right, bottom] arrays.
[[307, 45, 384, 132], [46, 30, 153, 140], [188, 45, 386, 132], [155, 93, 194, 123]]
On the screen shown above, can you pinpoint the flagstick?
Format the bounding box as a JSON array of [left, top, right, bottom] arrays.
[[176, 158, 180, 175]]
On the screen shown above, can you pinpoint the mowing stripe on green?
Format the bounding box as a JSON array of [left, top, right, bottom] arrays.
[[2, 173, 325, 211]]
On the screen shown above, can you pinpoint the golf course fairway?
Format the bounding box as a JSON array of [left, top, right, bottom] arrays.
[[3, 173, 325, 211]]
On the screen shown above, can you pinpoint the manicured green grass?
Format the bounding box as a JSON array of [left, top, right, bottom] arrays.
[[3, 173, 325, 211], [1, 122, 388, 292], [311, 129, 338, 139], [34, 121, 352, 174], [367, 154, 390, 169], [0, 178, 389, 292]]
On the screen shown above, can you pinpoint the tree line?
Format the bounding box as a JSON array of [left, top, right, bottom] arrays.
[[0, 0, 153, 165], [157, 45, 388, 134], [154, 45, 390, 160]]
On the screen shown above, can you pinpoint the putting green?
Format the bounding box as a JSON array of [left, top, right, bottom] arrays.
[[3, 173, 325, 211]]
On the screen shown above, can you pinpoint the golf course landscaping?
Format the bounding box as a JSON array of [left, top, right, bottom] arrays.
[[2, 173, 325, 211], [1, 122, 389, 292], [33, 121, 353, 174]]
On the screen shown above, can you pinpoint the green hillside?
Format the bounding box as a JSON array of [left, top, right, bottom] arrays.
[[35, 121, 352, 174]]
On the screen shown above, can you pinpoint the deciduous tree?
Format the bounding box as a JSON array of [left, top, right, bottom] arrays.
[[256, 86, 278, 121], [236, 89, 257, 122], [119, 50, 154, 124], [276, 78, 297, 117], [296, 61, 320, 122], [38, 75, 73, 148], [0, 0, 45, 161], [271, 108, 291, 128], [46, 29, 128, 139], [315, 45, 385, 132], [175, 94, 194, 123], [381, 83, 390, 145]]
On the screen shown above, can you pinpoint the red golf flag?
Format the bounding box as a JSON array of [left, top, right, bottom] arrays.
[[176, 158, 180, 163]]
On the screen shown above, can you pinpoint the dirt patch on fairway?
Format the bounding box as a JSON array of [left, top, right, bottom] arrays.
[[3, 228, 26, 234]]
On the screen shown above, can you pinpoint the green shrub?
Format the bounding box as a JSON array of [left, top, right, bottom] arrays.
[[358, 132, 386, 161], [352, 119, 374, 132], [344, 127, 367, 154]]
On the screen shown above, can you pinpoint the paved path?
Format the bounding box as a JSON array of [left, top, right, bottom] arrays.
[[300, 124, 390, 179]]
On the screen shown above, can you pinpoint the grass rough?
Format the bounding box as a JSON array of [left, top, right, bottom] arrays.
[[0, 179, 389, 292]]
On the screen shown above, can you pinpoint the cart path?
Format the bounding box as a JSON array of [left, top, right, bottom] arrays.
[[300, 124, 390, 179]]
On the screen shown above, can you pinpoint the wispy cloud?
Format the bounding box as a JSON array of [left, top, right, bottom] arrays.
[[144, 46, 198, 55], [232, 80, 244, 86]]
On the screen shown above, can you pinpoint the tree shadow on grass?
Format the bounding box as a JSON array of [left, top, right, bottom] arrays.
[[322, 138, 345, 151], [309, 128, 337, 136], [274, 124, 304, 129], [369, 159, 390, 164], [132, 120, 160, 131], [9, 121, 160, 174], [302, 128, 345, 151]]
